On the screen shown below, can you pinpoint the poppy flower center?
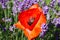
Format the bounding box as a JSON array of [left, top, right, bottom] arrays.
[[28, 17, 35, 26]]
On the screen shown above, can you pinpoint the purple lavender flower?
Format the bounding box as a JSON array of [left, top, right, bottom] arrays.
[[12, 0, 23, 16], [42, 6, 49, 14], [2, 18, 12, 22], [0, 0, 9, 9], [52, 17, 60, 28], [58, 2, 60, 6], [9, 26, 13, 31], [57, 0, 60, 6], [29, 0, 38, 4], [56, 24, 60, 28], [9, 25, 15, 32], [41, 23, 48, 31], [39, 23, 48, 38], [12, 5, 18, 14], [39, 31, 46, 38], [49, 0, 56, 8], [12, 0, 39, 16]]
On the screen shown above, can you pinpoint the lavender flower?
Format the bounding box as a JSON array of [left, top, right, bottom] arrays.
[[49, 0, 56, 8], [9, 26, 13, 31], [52, 17, 60, 28], [56, 24, 60, 28], [12, 0, 25, 16], [9, 25, 15, 32], [39, 31, 46, 38], [57, 0, 60, 6], [12, 5, 18, 14], [41, 23, 48, 31], [12, 0, 39, 16], [58, 3, 60, 6], [29, 0, 38, 4], [39, 23, 48, 38], [42, 6, 49, 14], [2, 18, 12, 22], [0, 0, 9, 9]]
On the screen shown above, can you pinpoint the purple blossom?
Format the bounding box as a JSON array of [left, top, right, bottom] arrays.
[[12, 6, 18, 14], [2, 18, 12, 22], [39, 23, 48, 38], [12, 0, 22, 16], [12, 0, 19, 14], [29, 0, 38, 4], [41, 23, 48, 31], [12, 0, 39, 16], [39, 31, 46, 38], [58, 2, 60, 6], [0, 0, 9, 8], [9, 26, 13, 31], [9, 25, 15, 31], [49, 0, 56, 8], [42, 6, 49, 14], [56, 24, 60, 28], [52, 17, 60, 27], [1, 3, 6, 8]]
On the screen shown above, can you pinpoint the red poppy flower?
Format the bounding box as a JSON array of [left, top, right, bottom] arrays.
[[14, 4, 46, 40]]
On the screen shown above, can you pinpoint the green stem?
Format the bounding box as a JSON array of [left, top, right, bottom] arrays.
[[4, 9, 6, 24], [4, 9, 8, 28], [21, 31, 24, 40], [16, 35, 18, 40]]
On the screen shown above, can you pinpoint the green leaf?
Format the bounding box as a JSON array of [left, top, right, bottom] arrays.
[[45, 0, 51, 5]]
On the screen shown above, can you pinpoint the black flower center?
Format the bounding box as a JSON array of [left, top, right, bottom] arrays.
[[28, 17, 35, 26]]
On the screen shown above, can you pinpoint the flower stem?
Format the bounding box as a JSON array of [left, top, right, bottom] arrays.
[[4, 9, 6, 24]]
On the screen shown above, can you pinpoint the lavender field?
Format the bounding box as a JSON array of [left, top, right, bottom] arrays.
[[0, 0, 60, 40]]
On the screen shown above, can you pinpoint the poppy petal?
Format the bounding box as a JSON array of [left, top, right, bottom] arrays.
[[14, 21, 25, 30], [29, 4, 39, 9]]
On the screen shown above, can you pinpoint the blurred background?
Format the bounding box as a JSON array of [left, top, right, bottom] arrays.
[[0, 0, 60, 40]]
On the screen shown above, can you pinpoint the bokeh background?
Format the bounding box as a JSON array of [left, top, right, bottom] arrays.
[[0, 0, 60, 40]]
